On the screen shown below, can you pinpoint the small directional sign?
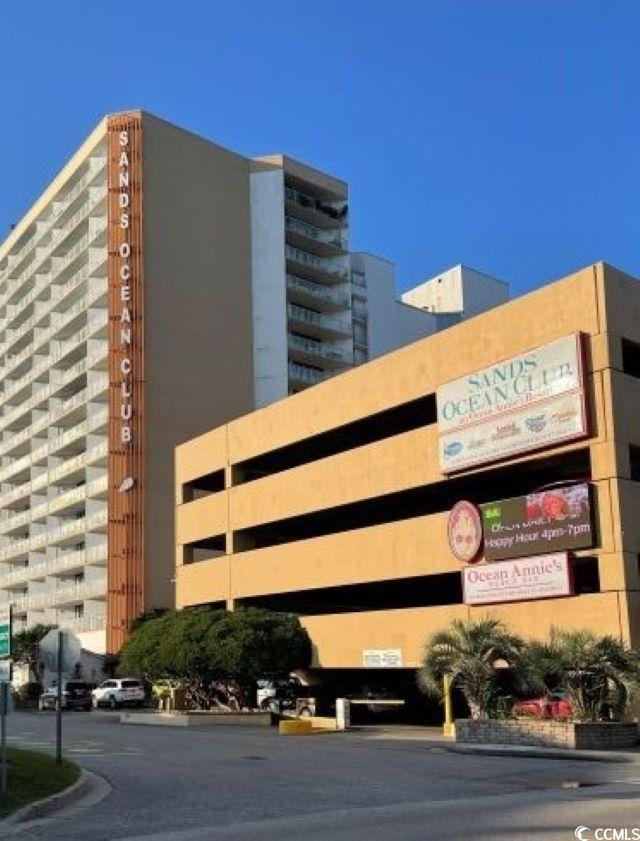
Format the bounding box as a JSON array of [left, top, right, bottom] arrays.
[[0, 608, 10, 660]]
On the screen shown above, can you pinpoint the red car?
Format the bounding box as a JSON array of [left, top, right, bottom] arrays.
[[514, 692, 573, 719]]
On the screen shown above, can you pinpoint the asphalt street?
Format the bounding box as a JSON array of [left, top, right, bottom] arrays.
[[5, 712, 640, 840]]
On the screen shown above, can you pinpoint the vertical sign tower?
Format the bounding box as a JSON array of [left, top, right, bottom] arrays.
[[106, 114, 145, 652]]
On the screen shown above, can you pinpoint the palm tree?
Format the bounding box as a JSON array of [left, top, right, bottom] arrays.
[[522, 629, 640, 722], [419, 618, 524, 719]]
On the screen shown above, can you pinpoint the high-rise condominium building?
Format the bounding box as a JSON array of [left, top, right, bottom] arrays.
[[0, 111, 506, 656]]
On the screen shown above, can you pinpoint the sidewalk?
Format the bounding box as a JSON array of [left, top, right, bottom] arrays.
[[445, 741, 640, 763], [348, 724, 640, 762]]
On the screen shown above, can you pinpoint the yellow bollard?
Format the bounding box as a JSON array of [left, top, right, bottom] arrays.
[[443, 673, 455, 740]]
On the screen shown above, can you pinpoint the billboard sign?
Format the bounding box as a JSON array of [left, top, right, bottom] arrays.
[[480, 483, 593, 562], [437, 334, 588, 472], [463, 552, 572, 606]]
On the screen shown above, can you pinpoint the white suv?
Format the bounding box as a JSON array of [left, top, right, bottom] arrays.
[[92, 678, 145, 710]]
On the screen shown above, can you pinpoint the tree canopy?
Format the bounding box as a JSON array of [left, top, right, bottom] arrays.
[[12, 623, 57, 683], [419, 618, 640, 722], [419, 618, 524, 719], [117, 607, 311, 708], [521, 628, 640, 722]]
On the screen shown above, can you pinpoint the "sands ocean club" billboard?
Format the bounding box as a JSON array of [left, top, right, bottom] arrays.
[[436, 334, 589, 472]]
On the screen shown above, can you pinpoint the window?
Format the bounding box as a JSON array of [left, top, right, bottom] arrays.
[[630, 446, 640, 481], [572, 557, 600, 594]]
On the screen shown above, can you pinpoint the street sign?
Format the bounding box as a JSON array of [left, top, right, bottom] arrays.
[[0, 607, 10, 794], [39, 629, 82, 674], [0, 607, 11, 660]]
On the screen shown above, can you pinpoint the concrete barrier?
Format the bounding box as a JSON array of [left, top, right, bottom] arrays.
[[279, 718, 313, 735], [120, 711, 271, 727], [278, 716, 342, 736]]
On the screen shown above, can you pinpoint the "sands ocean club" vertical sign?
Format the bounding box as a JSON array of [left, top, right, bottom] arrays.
[[107, 113, 145, 652]]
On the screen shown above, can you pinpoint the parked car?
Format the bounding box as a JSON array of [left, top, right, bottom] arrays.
[[92, 678, 145, 710], [514, 691, 573, 719], [39, 681, 92, 712]]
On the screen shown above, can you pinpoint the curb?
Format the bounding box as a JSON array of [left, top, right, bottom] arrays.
[[444, 743, 638, 763], [1, 768, 105, 828]]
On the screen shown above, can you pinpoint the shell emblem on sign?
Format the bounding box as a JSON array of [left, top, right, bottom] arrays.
[[448, 501, 483, 563]]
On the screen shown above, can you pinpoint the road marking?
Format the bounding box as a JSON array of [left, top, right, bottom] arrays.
[[6, 735, 141, 756]]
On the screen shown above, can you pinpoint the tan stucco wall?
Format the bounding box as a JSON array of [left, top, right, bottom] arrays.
[[142, 113, 255, 611], [176, 262, 640, 660]]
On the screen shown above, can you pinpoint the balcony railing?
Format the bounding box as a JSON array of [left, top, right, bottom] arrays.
[[288, 334, 349, 363], [0, 441, 107, 511], [0, 543, 107, 589], [1, 166, 104, 287], [9, 574, 107, 612], [288, 362, 327, 386], [284, 186, 347, 223], [2, 255, 105, 352], [285, 246, 349, 280], [0, 508, 107, 562], [3, 189, 105, 309], [287, 303, 351, 335], [286, 274, 350, 308], [57, 613, 106, 633], [285, 216, 347, 251]]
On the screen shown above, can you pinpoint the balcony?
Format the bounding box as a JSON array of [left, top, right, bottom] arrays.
[[9, 574, 107, 612], [1, 164, 105, 293], [0, 543, 107, 589], [0, 390, 106, 469], [48, 441, 108, 484], [288, 362, 328, 387], [287, 303, 351, 340], [57, 613, 106, 633], [46, 509, 108, 548], [284, 186, 347, 228], [0, 442, 107, 511], [3, 254, 105, 346], [0, 537, 30, 562], [286, 274, 350, 311], [1, 385, 50, 432], [285, 216, 346, 256], [0, 508, 108, 562], [285, 245, 349, 284], [288, 334, 350, 368], [4, 203, 98, 311], [52, 576, 107, 606]]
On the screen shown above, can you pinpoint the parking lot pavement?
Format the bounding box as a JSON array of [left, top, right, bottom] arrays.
[[7, 711, 640, 841]]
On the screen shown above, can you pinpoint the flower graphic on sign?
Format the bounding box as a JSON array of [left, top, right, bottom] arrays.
[[448, 501, 483, 563]]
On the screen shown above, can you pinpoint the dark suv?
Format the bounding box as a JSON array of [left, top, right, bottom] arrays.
[[39, 681, 92, 712]]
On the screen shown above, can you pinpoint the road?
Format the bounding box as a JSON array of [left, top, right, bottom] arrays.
[[5, 712, 640, 840]]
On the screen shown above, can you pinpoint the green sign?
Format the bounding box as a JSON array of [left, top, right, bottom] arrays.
[[0, 608, 10, 660]]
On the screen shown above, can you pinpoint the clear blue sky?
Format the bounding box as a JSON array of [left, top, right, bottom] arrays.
[[1, 1, 637, 297]]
